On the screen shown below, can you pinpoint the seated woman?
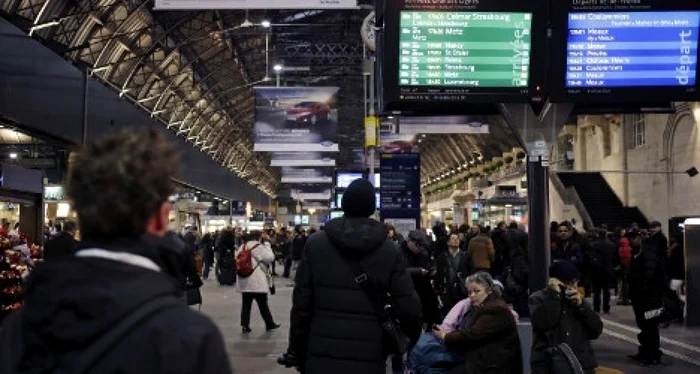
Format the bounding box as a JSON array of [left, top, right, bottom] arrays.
[[433, 272, 522, 374], [408, 280, 518, 374]]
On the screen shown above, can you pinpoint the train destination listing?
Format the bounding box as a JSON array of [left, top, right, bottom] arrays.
[[398, 11, 533, 88], [566, 11, 700, 88]]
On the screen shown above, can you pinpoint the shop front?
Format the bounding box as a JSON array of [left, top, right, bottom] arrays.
[[0, 163, 44, 322]]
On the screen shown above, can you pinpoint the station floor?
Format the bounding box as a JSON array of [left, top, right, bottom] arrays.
[[198, 278, 700, 374]]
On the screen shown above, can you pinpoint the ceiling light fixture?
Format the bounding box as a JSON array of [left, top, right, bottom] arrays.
[[261, 20, 271, 28], [9, 153, 17, 159], [273, 64, 283, 72]]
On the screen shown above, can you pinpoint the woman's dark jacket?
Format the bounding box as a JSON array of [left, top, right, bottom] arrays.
[[434, 250, 471, 311], [529, 287, 603, 373], [444, 296, 522, 374], [290, 217, 422, 374], [401, 243, 442, 324], [629, 241, 667, 308], [292, 233, 306, 261]]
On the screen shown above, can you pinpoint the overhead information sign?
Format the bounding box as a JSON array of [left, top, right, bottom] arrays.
[[379, 153, 420, 210], [550, 0, 700, 104], [380, 0, 547, 110], [398, 12, 533, 88], [566, 12, 699, 88], [155, 0, 358, 10], [379, 153, 421, 233]]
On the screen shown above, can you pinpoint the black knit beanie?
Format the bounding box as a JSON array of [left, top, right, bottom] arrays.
[[342, 178, 376, 217]]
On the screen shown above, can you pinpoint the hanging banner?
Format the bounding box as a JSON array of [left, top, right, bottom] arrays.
[[270, 152, 336, 167], [155, 0, 358, 10], [379, 132, 420, 153], [398, 116, 490, 135], [254, 87, 340, 152], [281, 167, 333, 184], [290, 187, 333, 201]]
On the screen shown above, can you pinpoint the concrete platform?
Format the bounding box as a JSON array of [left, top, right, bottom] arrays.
[[198, 279, 700, 374]]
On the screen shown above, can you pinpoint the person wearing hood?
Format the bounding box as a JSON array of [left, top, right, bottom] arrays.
[[0, 129, 231, 374], [287, 178, 422, 374]]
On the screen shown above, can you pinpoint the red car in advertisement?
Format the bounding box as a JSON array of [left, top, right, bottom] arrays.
[[381, 140, 416, 153], [285, 101, 330, 126]]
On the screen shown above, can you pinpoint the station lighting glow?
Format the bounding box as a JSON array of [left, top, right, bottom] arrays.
[[9, 153, 17, 159], [273, 64, 283, 72], [261, 20, 271, 28]]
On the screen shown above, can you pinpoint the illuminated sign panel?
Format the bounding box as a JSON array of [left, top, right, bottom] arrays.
[[550, 0, 700, 104], [380, 0, 547, 110], [398, 11, 533, 88], [566, 12, 698, 88]]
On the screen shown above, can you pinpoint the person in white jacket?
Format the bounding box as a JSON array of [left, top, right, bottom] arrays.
[[235, 230, 281, 333]]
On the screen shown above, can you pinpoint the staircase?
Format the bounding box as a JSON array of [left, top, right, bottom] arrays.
[[556, 172, 648, 229]]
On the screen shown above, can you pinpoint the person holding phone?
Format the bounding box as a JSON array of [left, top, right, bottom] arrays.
[[530, 261, 603, 374]]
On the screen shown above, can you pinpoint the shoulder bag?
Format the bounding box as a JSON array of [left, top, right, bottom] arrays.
[[544, 291, 585, 374], [338, 248, 411, 356]]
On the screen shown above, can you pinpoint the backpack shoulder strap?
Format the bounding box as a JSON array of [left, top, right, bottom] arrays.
[[336, 247, 392, 323], [72, 296, 183, 374]]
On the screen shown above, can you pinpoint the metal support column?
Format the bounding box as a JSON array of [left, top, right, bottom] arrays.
[[527, 157, 550, 292], [82, 69, 90, 146], [497, 102, 574, 293]]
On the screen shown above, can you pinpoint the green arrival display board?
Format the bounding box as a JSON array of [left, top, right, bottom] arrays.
[[398, 12, 533, 88]]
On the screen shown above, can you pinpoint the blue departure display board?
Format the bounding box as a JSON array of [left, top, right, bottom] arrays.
[[380, 153, 420, 210], [566, 11, 699, 88]]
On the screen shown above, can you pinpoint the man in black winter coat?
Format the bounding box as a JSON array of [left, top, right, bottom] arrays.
[[591, 230, 618, 314], [0, 130, 231, 374], [289, 179, 422, 374], [628, 231, 667, 366]]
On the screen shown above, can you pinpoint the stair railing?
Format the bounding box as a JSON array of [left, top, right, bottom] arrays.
[[549, 173, 595, 231]]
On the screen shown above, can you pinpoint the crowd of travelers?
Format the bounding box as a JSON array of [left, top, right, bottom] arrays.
[[0, 129, 688, 374]]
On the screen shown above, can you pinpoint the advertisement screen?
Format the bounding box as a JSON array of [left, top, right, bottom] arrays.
[[398, 12, 533, 88], [566, 11, 699, 88], [336, 173, 364, 188], [254, 87, 339, 152], [335, 192, 381, 209]]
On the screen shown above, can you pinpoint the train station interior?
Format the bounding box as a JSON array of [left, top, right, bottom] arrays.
[[1, 0, 699, 373]]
